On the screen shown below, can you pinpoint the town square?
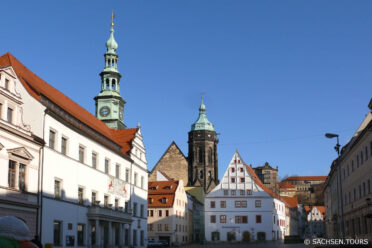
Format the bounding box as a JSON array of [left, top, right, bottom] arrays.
[[0, 1, 371, 247]]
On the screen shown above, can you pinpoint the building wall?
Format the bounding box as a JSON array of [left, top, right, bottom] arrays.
[[149, 142, 188, 185], [0, 66, 42, 236]]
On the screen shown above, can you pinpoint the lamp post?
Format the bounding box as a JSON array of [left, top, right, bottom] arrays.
[[325, 133, 345, 239]]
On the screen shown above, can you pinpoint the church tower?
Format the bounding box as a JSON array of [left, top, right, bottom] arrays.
[[188, 97, 219, 193], [94, 12, 126, 129]]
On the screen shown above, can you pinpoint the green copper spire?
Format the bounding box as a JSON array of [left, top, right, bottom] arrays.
[[94, 10, 126, 130], [191, 96, 215, 131]]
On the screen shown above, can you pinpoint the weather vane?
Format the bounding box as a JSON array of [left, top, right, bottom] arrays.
[[201, 92, 206, 101], [111, 10, 115, 27]]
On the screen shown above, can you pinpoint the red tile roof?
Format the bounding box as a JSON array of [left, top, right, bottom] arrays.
[[278, 181, 295, 189], [281, 196, 298, 208], [284, 176, 327, 181], [148, 181, 179, 207], [305, 205, 325, 215], [245, 164, 281, 200], [0, 52, 137, 156]]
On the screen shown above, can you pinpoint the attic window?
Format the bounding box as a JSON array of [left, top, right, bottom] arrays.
[[149, 186, 157, 190], [164, 185, 172, 190], [161, 198, 167, 204], [148, 198, 153, 204]]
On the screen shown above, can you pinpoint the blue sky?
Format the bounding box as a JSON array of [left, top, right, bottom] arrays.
[[2, 1, 371, 179]]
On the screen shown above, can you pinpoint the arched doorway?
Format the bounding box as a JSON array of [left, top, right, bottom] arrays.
[[242, 231, 250, 242], [227, 231, 236, 241], [211, 232, 220, 241], [257, 232, 266, 241]]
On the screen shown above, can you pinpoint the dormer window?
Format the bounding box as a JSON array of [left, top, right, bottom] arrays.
[[148, 198, 153, 204], [164, 185, 172, 190], [149, 186, 157, 190], [161, 197, 167, 204]]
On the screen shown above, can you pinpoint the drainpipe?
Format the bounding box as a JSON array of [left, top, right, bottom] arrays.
[[39, 110, 47, 240]]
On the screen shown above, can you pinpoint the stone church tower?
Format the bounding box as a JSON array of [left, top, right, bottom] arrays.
[[188, 98, 219, 193], [94, 16, 126, 129]]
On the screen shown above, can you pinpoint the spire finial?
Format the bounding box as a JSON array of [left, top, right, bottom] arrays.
[[111, 10, 115, 27], [201, 92, 205, 104]]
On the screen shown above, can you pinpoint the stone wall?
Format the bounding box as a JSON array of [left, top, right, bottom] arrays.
[[149, 142, 189, 184]]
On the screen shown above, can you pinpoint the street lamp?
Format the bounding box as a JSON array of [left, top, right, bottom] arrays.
[[325, 133, 345, 239]]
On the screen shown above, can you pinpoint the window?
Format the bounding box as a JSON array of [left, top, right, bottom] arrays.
[[220, 201, 226, 208], [116, 164, 120, 178], [158, 224, 162, 231], [224, 190, 228, 196], [125, 169, 129, 182], [158, 210, 162, 217], [231, 190, 236, 196], [105, 159, 109, 174], [240, 167, 243, 172], [79, 145, 85, 163], [104, 195, 109, 207], [4, 79, 9, 89], [352, 160, 354, 172], [220, 215, 226, 223], [18, 164, 26, 191], [141, 204, 144, 218], [166, 210, 169, 216], [247, 190, 252, 195], [165, 224, 170, 231], [60, 137, 67, 155], [198, 147, 203, 163], [240, 190, 245, 195], [54, 180, 61, 198], [256, 215, 262, 223], [210, 215, 216, 223], [235, 201, 241, 208], [53, 221, 62, 246], [210, 201, 216, 208], [241, 201, 247, 208], [231, 177, 236, 183], [92, 152, 97, 169], [49, 130, 56, 149], [77, 224, 85, 246], [361, 151, 364, 165], [235, 216, 248, 223], [115, 198, 119, 209], [200, 170, 203, 179], [240, 177, 245, 183], [148, 224, 153, 231], [133, 202, 137, 216], [255, 200, 261, 208], [133, 230, 137, 246], [231, 167, 235, 173], [78, 187, 84, 205], [91, 192, 97, 205], [134, 173, 138, 186], [365, 146, 368, 161], [8, 160, 16, 188], [6, 108, 12, 123], [141, 176, 144, 189], [140, 230, 144, 246]]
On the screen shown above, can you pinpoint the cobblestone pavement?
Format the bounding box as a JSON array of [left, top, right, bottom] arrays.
[[179, 241, 309, 248]]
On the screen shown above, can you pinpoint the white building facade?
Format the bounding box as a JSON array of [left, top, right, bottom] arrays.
[[205, 152, 286, 242], [0, 16, 148, 247], [0, 66, 43, 236]]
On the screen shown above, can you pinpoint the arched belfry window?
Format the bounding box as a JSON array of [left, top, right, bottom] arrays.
[[200, 170, 204, 179], [112, 79, 116, 90], [105, 79, 110, 89], [198, 148, 203, 164], [208, 148, 213, 164]]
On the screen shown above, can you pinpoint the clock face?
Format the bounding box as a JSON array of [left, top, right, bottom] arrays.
[[100, 106, 110, 117]]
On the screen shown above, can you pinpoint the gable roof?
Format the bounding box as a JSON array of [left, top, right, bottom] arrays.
[[281, 196, 298, 208], [284, 176, 327, 181], [245, 164, 281, 200], [278, 181, 295, 189], [305, 205, 325, 215], [0, 52, 137, 157], [148, 180, 179, 207], [110, 128, 138, 155], [150, 141, 187, 173]]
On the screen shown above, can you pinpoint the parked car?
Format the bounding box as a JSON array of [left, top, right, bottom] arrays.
[[159, 240, 169, 247], [147, 240, 163, 247]]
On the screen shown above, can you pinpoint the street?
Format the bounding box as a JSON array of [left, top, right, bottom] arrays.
[[180, 241, 309, 248]]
